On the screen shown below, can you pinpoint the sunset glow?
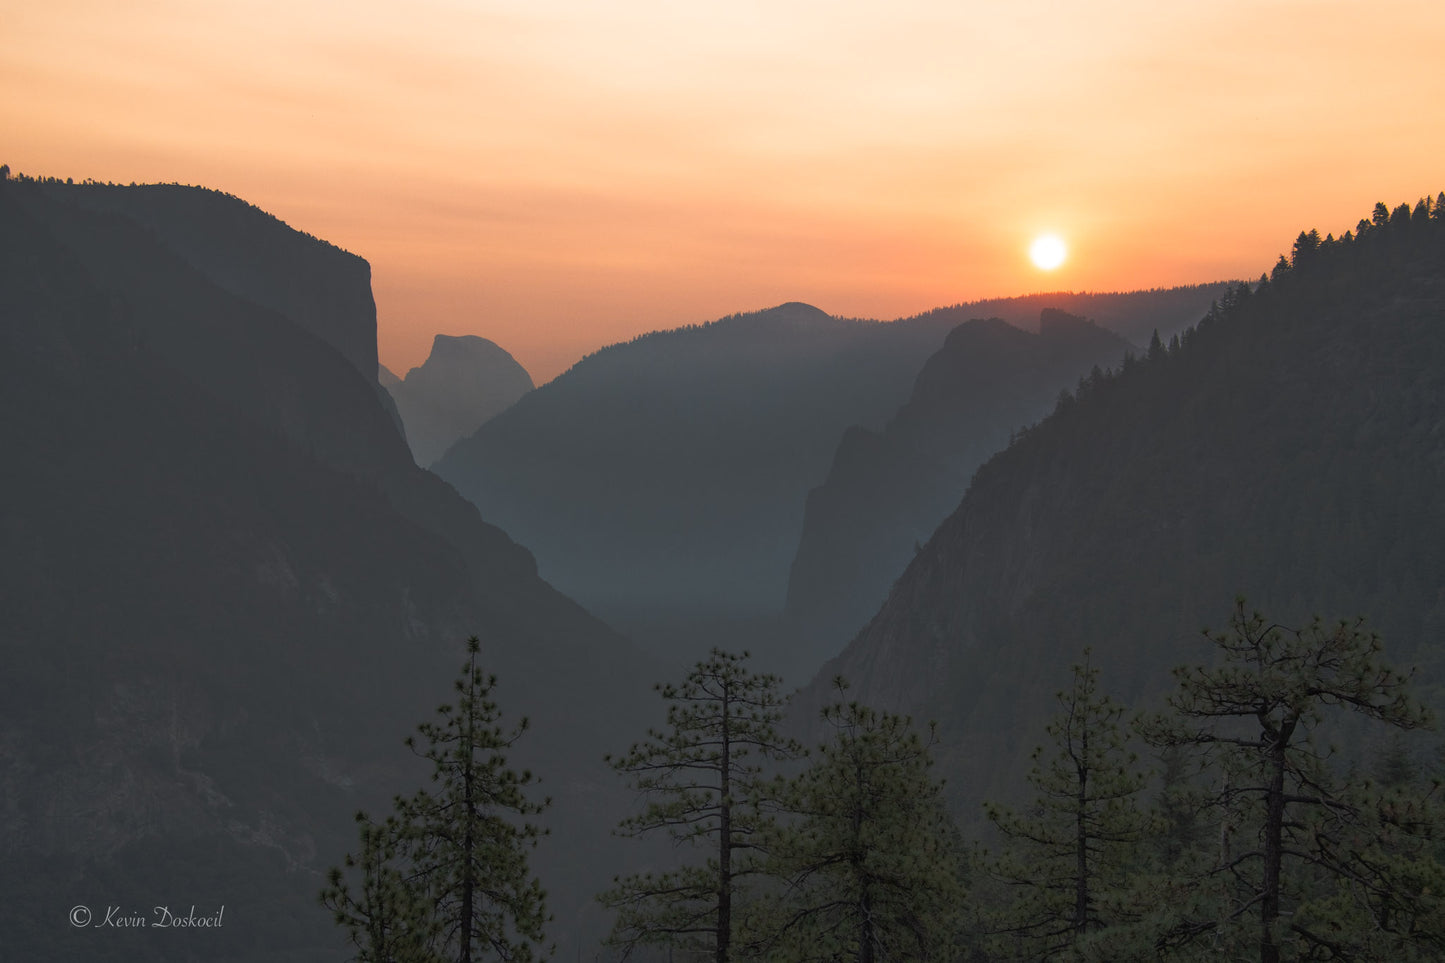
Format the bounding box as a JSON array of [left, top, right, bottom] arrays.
[[1030, 235, 1067, 271], [5, 1, 1445, 381]]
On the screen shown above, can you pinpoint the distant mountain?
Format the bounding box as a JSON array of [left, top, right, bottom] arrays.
[[783, 310, 1133, 668], [433, 302, 961, 635], [433, 289, 1225, 666], [0, 176, 657, 961], [797, 196, 1445, 819], [910, 283, 1235, 346], [386, 334, 534, 467]]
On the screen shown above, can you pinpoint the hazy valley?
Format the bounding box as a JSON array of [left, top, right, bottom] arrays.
[[5, 170, 1445, 960]]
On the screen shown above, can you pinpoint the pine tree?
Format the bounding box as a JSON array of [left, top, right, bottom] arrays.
[[1147, 328, 1165, 362], [1289, 777, 1445, 961], [761, 678, 964, 963], [321, 811, 440, 962], [1141, 600, 1433, 962], [600, 649, 801, 962], [982, 653, 1153, 961], [322, 637, 550, 963]]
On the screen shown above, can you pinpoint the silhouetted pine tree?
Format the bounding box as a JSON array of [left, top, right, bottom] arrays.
[[321, 811, 440, 962], [322, 637, 550, 963], [757, 678, 965, 963], [1140, 601, 1434, 962], [601, 649, 802, 963], [982, 653, 1154, 961]]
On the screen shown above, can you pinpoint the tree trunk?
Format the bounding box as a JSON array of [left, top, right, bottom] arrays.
[[1075, 734, 1090, 939], [859, 890, 875, 963], [717, 689, 732, 963], [460, 718, 475, 963], [1259, 719, 1293, 963]]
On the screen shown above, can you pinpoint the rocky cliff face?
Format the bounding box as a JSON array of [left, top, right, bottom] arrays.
[[386, 334, 534, 467], [45, 181, 380, 380], [783, 311, 1132, 666], [0, 177, 656, 961]]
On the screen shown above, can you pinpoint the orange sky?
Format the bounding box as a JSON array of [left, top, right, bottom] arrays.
[[5, 0, 1444, 383]]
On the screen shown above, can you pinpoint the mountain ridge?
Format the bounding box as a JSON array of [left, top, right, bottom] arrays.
[[434, 288, 1225, 665], [782, 309, 1134, 665], [433, 301, 962, 627], [796, 195, 1445, 819]]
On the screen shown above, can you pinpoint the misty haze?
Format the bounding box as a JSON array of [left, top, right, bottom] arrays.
[[4, 3, 1445, 962]]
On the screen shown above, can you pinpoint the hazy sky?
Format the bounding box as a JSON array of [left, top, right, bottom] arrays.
[[5, 0, 1444, 382]]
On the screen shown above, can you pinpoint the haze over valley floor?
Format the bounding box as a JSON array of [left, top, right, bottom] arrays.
[[6, 166, 1445, 960]]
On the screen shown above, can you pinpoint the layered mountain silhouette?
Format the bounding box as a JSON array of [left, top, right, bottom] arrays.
[[784, 310, 1133, 665], [0, 176, 655, 961], [798, 197, 1445, 818], [0, 164, 1287, 961], [910, 283, 1233, 346], [434, 302, 961, 631], [434, 291, 1223, 664], [385, 334, 534, 467]]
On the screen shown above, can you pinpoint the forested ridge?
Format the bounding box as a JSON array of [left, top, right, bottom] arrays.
[[784, 310, 1134, 666], [805, 192, 1445, 810]]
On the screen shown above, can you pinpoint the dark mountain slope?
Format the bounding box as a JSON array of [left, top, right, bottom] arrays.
[[41, 180, 380, 379], [0, 178, 656, 961], [801, 197, 1445, 817], [387, 333, 534, 467], [784, 311, 1133, 662]]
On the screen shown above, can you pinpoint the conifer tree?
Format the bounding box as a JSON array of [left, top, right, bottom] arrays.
[[1141, 600, 1433, 962], [600, 649, 801, 962], [982, 653, 1153, 961], [761, 679, 964, 963], [1288, 776, 1445, 961], [321, 811, 440, 962], [322, 637, 550, 963]]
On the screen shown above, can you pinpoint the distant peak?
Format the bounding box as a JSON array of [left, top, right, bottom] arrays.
[[939, 317, 1029, 351], [430, 333, 505, 357], [772, 301, 832, 321], [955, 316, 1018, 331], [726, 301, 836, 330], [402, 334, 534, 391], [1038, 308, 1094, 334]]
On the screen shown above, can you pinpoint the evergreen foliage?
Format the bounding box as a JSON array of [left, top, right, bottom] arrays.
[[600, 649, 802, 962], [321, 812, 440, 962], [1140, 601, 1434, 961], [759, 679, 965, 962], [1287, 778, 1445, 961], [811, 191, 1445, 838], [982, 654, 1154, 960], [322, 637, 551, 963]]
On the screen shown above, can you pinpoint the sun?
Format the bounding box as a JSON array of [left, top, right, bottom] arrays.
[[1029, 234, 1068, 271]]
